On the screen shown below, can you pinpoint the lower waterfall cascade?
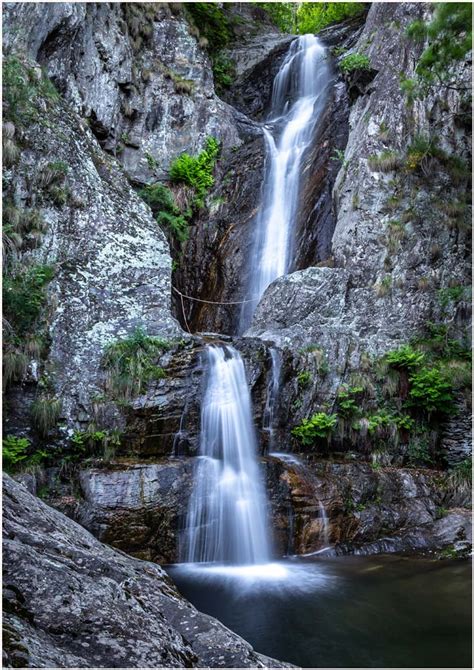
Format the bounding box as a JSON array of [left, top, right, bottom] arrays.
[[181, 345, 271, 565]]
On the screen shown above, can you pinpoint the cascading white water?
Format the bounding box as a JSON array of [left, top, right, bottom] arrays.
[[262, 348, 282, 452], [241, 35, 331, 331], [182, 345, 270, 564]]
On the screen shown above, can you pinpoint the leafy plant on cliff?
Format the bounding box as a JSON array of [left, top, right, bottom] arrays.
[[3, 56, 59, 125], [385, 345, 426, 370], [2, 435, 30, 472], [407, 367, 455, 414], [337, 385, 364, 417], [2, 435, 49, 473], [169, 137, 220, 208], [102, 327, 170, 401], [292, 412, 337, 445], [138, 183, 190, 244], [339, 52, 371, 73]]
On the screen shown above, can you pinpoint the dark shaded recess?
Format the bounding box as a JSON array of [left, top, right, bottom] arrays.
[[173, 133, 266, 335], [222, 37, 294, 119], [291, 78, 350, 269]]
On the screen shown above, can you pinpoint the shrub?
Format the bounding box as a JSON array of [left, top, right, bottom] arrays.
[[297, 370, 312, 388], [3, 56, 59, 124], [407, 367, 455, 414], [3, 264, 55, 338], [292, 412, 338, 445], [337, 385, 364, 417], [296, 3, 365, 34], [339, 52, 371, 72], [368, 150, 402, 172], [438, 285, 471, 308], [2, 435, 30, 471], [139, 183, 190, 244], [31, 396, 62, 436], [385, 345, 425, 370], [406, 436, 433, 466], [103, 327, 170, 400], [212, 53, 236, 91], [71, 428, 121, 463], [169, 137, 220, 206], [405, 3, 472, 93]]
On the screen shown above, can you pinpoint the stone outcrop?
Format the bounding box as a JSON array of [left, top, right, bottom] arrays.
[[2, 3, 242, 184], [3, 474, 289, 668], [248, 2, 471, 368]]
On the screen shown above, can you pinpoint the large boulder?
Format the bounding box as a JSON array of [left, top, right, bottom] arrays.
[[2, 474, 289, 668]]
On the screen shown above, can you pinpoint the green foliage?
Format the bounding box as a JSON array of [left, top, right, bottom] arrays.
[[297, 370, 312, 388], [212, 53, 236, 91], [413, 322, 471, 361], [186, 2, 233, 53], [438, 285, 471, 308], [70, 428, 121, 463], [406, 3, 472, 93], [337, 385, 364, 417], [2, 435, 30, 471], [253, 2, 296, 32], [292, 412, 338, 445], [3, 56, 59, 124], [407, 367, 455, 414], [296, 3, 364, 34], [139, 182, 190, 245], [103, 327, 170, 400], [339, 52, 371, 73], [31, 396, 62, 437], [2, 435, 49, 472], [406, 436, 433, 466], [169, 137, 220, 207], [385, 345, 426, 370], [3, 264, 55, 339]]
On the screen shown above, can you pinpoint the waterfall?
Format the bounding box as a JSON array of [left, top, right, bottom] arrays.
[[182, 345, 270, 564], [241, 35, 331, 331], [262, 348, 282, 453]]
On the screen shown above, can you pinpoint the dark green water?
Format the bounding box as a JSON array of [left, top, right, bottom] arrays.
[[168, 556, 472, 668]]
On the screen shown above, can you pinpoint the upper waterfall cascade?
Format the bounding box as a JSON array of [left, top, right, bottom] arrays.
[[240, 35, 331, 331]]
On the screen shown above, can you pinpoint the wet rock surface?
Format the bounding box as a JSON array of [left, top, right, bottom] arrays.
[[3, 474, 290, 668]]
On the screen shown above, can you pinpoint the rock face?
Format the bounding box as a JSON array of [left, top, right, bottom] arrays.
[[3, 474, 289, 668], [3, 73, 180, 429], [3, 2, 241, 183], [265, 457, 472, 557], [250, 2, 471, 354]]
